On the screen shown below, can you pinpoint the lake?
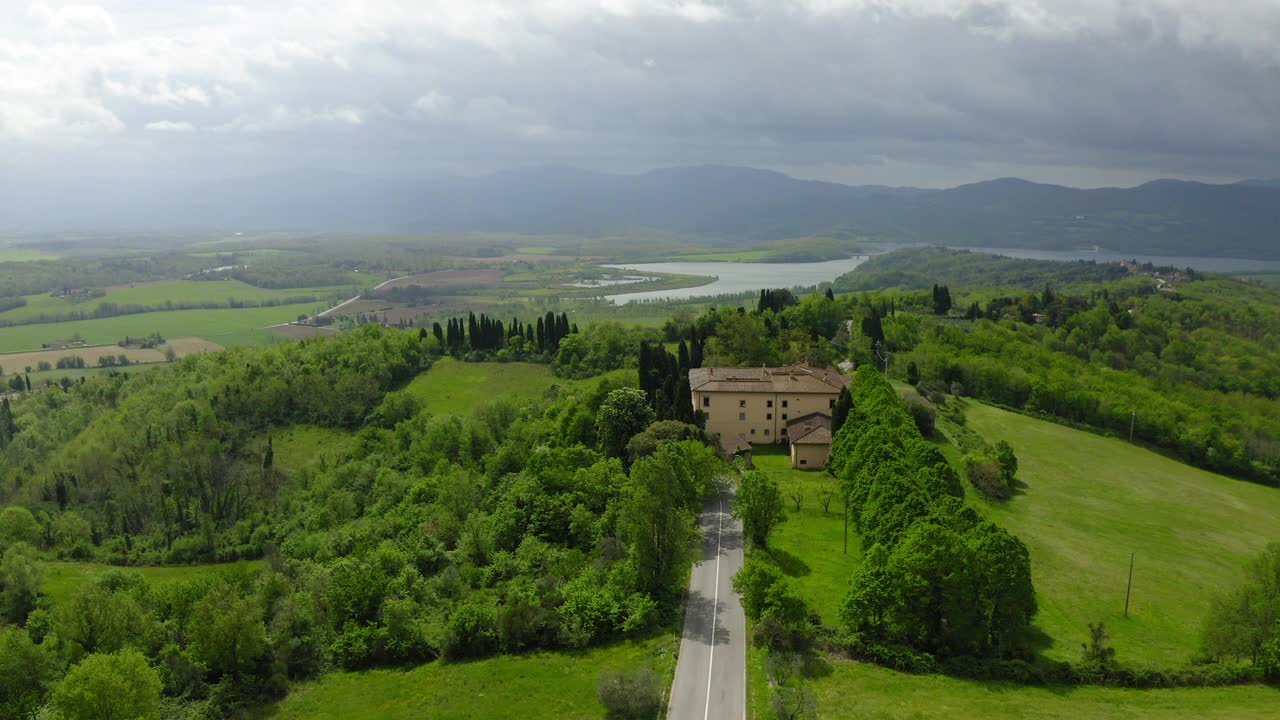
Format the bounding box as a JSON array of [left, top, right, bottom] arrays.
[[603, 256, 870, 303]]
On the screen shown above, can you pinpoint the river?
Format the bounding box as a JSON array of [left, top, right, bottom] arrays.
[[602, 256, 870, 303]]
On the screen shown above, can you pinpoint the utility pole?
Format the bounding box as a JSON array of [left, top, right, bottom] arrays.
[[874, 341, 890, 377], [843, 492, 849, 554], [1129, 411, 1136, 443], [1124, 552, 1135, 618]]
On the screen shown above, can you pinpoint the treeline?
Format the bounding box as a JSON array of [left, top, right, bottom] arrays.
[[831, 366, 1038, 661], [873, 278, 1280, 483], [431, 311, 578, 357], [0, 296, 26, 313], [0, 330, 723, 718], [0, 255, 209, 298], [834, 246, 1132, 292], [0, 295, 324, 328], [227, 263, 356, 289]]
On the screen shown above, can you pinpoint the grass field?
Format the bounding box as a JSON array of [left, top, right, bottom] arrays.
[[403, 359, 562, 415], [0, 303, 316, 352], [270, 425, 357, 475], [670, 250, 773, 262], [0, 279, 350, 324], [957, 401, 1280, 666], [0, 248, 58, 262], [41, 559, 262, 607], [252, 634, 679, 720], [751, 446, 859, 624], [803, 660, 1278, 719]]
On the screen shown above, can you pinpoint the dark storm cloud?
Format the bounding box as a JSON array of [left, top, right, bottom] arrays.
[[2, 1, 1278, 188]]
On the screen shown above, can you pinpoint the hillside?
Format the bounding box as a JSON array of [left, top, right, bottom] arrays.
[[4, 166, 1280, 259], [958, 401, 1280, 665]]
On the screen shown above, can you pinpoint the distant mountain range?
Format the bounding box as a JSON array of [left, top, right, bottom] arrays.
[[4, 165, 1279, 259]]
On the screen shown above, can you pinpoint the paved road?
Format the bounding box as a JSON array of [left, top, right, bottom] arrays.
[[667, 483, 746, 720]]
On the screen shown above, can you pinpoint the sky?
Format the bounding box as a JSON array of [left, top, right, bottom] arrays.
[[2, 0, 1279, 189]]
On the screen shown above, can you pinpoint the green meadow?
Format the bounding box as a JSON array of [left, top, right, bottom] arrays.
[[751, 446, 859, 625], [401, 358, 634, 416], [41, 560, 263, 607], [959, 401, 1280, 666], [252, 635, 680, 720]]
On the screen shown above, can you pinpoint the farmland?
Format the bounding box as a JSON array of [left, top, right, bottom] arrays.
[[0, 278, 350, 325], [0, 302, 321, 352], [0, 337, 220, 374]]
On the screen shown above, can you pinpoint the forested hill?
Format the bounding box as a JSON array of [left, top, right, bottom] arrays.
[[834, 246, 1134, 292], [5, 165, 1280, 259]]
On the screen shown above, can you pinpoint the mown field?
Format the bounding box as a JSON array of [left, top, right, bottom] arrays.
[[0, 302, 320, 352], [251, 635, 679, 720], [960, 401, 1280, 666], [750, 446, 858, 625], [806, 661, 1278, 719]]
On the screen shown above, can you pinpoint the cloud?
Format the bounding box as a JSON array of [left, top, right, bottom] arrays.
[[1, 1, 1278, 188], [144, 120, 195, 132]]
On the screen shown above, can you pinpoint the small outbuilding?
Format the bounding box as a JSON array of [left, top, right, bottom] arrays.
[[786, 412, 833, 469]]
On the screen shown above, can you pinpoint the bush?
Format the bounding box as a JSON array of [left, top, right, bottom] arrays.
[[597, 668, 662, 720], [965, 457, 1006, 499], [443, 603, 498, 660], [904, 394, 937, 436]]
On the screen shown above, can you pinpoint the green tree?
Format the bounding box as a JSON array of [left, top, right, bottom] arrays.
[[596, 387, 656, 459], [1081, 621, 1117, 666], [0, 627, 58, 719], [0, 505, 42, 550], [0, 542, 42, 623], [831, 386, 853, 434], [733, 470, 786, 548], [1200, 543, 1280, 663], [618, 451, 698, 594], [53, 648, 162, 720], [706, 312, 779, 367], [187, 590, 268, 676], [994, 440, 1018, 493]]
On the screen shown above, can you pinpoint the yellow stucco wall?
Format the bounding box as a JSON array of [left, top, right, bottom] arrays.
[[789, 442, 830, 469], [693, 389, 837, 445]]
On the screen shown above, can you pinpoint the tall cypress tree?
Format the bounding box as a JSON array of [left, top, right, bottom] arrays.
[[831, 385, 853, 433]]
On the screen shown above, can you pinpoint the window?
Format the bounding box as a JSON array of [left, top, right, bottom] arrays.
[[782, 400, 789, 408], [764, 429, 770, 437], [750, 428, 756, 436], [782, 413, 788, 420], [739, 399, 746, 408], [738, 412, 746, 421], [766, 413, 773, 420], [829, 398, 835, 409], [767, 400, 774, 408], [800, 459, 808, 466], [702, 396, 710, 407], [781, 428, 788, 436]]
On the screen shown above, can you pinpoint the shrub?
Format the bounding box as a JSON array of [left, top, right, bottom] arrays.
[[443, 603, 498, 660], [904, 394, 937, 436], [965, 457, 1006, 499], [597, 668, 662, 719]]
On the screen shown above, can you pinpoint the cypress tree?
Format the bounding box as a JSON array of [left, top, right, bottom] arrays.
[[831, 385, 853, 433], [677, 340, 690, 373]]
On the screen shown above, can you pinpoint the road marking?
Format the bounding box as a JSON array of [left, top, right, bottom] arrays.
[[703, 490, 723, 720]]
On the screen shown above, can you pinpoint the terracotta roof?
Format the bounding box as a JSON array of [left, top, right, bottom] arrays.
[[787, 412, 833, 445], [688, 363, 848, 395], [720, 433, 752, 454]]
